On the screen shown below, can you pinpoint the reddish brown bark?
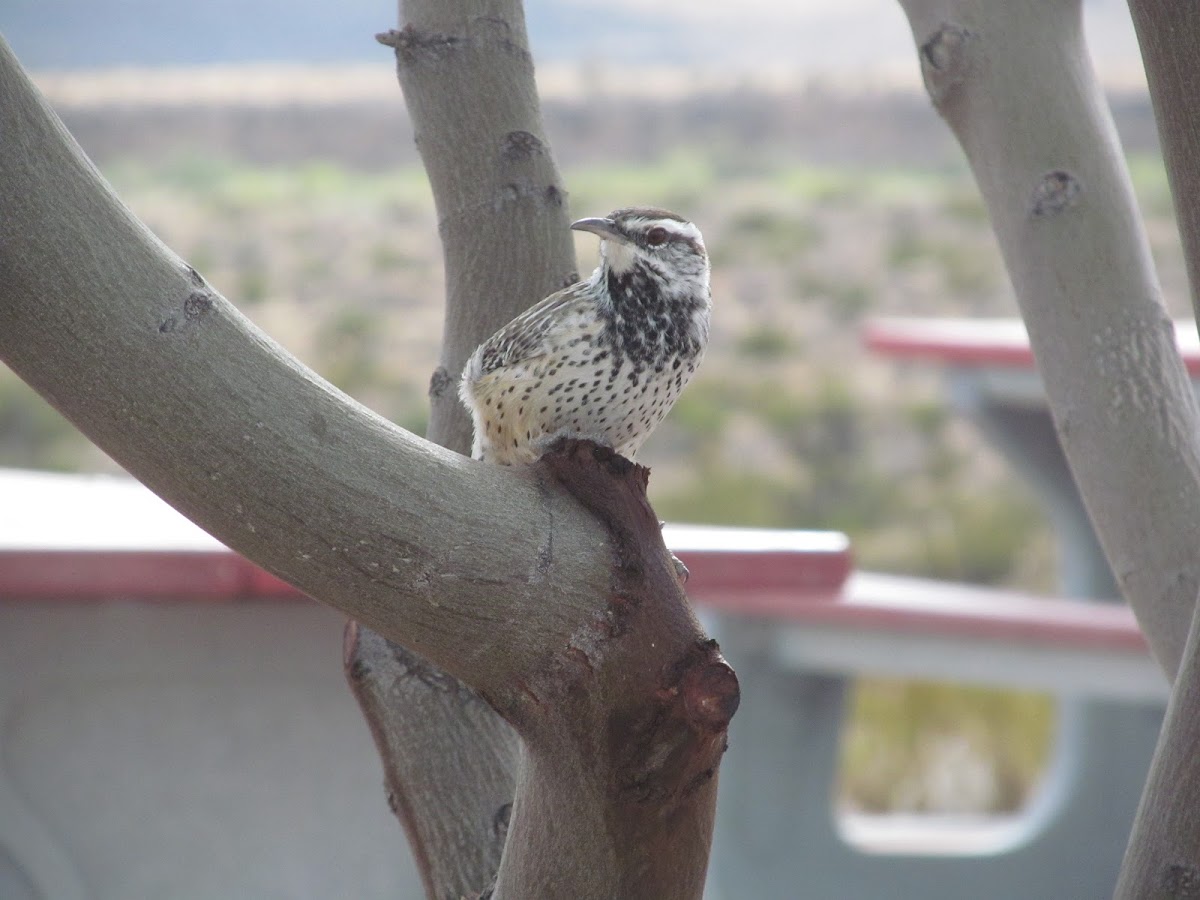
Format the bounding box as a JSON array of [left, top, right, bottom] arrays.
[[348, 440, 737, 899], [492, 440, 738, 899]]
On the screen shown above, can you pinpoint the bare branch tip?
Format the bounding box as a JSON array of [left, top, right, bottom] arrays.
[[375, 29, 403, 49], [376, 25, 464, 60], [664, 638, 740, 730]]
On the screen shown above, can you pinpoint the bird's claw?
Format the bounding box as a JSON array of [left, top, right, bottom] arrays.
[[671, 553, 690, 584]]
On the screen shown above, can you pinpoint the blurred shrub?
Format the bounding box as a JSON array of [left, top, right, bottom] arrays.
[[735, 326, 794, 360], [317, 308, 382, 396], [726, 208, 824, 262], [1127, 153, 1176, 219], [565, 151, 715, 217], [841, 680, 1055, 814], [0, 377, 91, 470]]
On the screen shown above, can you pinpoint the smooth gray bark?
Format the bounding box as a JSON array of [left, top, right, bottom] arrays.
[[1128, 2, 1200, 322], [0, 31, 608, 699], [387, 3, 577, 451], [346, 627, 518, 898], [344, 4, 574, 896], [1116, 5, 1200, 894], [896, 1, 1200, 891], [1114, 603, 1200, 898], [896, 0, 1200, 679], [0, 15, 734, 897]]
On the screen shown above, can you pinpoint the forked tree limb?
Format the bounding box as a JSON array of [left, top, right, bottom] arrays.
[[342, 3, 578, 896], [343, 3, 576, 897], [896, 0, 1200, 679], [0, 31, 609, 698], [0, 15, 735, 896]]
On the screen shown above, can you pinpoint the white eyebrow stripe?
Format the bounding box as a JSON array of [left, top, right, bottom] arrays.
[[643, 218, 702, 242]]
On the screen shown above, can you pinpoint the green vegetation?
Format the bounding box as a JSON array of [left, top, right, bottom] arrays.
[[0, 379, 90, 471], [735, 325, 795, 360], [1127, 152, 1177, 219], [566, 150, 715, 216], [842, 680, 1056, 813], [653, 377, 1049, 582], [4, 147, 1185, 815]]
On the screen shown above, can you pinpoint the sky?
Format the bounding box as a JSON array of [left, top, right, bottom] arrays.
[[1, 0, 1147, 86]]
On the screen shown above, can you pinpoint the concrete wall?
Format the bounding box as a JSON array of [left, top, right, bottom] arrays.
[[0, 599, 424, 899]]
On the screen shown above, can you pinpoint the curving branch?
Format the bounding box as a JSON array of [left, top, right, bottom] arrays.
[[896, 0, 1200, 679], [0, 12, 736, 895], [0, 32, 608, 697], [343, 3, 578, 895]]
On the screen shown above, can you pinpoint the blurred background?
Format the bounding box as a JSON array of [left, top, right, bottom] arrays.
[[0, 0, 1184, 819]]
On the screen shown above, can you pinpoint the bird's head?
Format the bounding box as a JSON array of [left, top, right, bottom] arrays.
[[571, 207, 710, 300]]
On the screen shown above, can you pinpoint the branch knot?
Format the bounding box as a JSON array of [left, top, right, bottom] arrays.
[[919, 23, 976, 105]]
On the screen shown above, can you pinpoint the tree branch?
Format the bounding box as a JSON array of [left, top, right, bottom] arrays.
[[0, 31, 608, 714], [344, 3, 576, 894], [0, 14, 735, 895], [1115, 602, 1200, 897], [380, 2, 577, 450], [1127, 2, 1200, 322], [345, 626, 518, 898], [1111, 4, 1200, 890], [492, 441, 737, 899], [896, 0, 1200, 678]]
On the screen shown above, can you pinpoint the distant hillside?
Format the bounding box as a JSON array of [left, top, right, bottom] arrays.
[[41, 69, 1158, 175]]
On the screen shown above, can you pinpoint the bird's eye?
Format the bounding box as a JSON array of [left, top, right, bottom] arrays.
[[646, 227, 668, 247]]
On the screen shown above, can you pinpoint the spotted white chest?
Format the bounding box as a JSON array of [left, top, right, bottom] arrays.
[[465, 308, 706, 465]]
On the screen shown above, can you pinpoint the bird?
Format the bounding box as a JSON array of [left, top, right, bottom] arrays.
[[460, 207, 711, 465]]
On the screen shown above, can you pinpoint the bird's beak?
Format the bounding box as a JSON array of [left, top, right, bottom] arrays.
[[570, 217, 628, 244]]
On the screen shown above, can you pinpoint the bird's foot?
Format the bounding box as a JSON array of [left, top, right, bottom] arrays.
[[671, 552, 690, 584]]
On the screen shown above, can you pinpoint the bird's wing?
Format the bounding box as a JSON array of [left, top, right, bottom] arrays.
[[472, 282, 593, 377]]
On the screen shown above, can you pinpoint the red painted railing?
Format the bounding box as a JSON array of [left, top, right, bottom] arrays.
[[863, 317, 1200, 374]]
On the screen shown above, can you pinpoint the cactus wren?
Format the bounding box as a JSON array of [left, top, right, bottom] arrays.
[[460, 207, 711, 465]]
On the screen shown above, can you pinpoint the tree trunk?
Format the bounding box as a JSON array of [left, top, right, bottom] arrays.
[[895, 0, 1200, 892], [0, 19, 736, 898], [1114, 5, 1200, 894], [1114, 603, 1200, 898], [1128, 2, 1200, 322], [895, 0, 1200, 679], [343, 3, 577, 896]]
